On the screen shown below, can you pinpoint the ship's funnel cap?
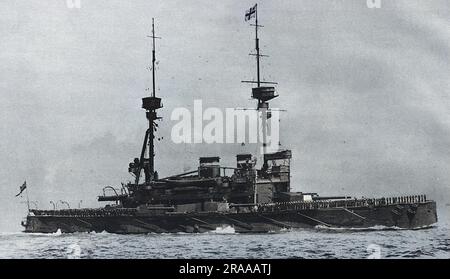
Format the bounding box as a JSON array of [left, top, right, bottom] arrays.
[[199, 157, 220, 165]]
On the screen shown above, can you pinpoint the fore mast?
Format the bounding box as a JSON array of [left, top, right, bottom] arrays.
[[132, 18, 162, 185], [242, 4, 278, 156], [243, 4, 292, 203]]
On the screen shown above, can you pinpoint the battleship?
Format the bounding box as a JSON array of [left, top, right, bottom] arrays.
[[22, 6, 437, 234]]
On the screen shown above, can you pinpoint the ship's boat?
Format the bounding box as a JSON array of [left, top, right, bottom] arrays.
[[22, 9, 437, 234]]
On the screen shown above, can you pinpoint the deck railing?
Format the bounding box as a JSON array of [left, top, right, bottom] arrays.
[[29, 195, 429, 216], [30, 207, 137, 217], [257, 195, 428, 212]]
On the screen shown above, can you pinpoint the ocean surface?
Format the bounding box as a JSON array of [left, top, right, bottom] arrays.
[[1, 222, 449, 259]]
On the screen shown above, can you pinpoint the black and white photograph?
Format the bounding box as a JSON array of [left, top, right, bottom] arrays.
[[0, 0, 449, 262]]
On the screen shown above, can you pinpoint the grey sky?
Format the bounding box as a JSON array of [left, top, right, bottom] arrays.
[[1, 0, 449, 231]]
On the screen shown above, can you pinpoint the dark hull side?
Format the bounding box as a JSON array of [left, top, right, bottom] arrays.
[[23, 201, 437, 233]]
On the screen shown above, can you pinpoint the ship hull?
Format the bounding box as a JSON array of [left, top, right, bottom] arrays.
[[23, 201, 437, 233]]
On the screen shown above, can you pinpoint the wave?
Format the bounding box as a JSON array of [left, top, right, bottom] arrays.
[[209, 225, 236, 234], [88, 230, 111, 235], [314, 223, 438, 232], [155, 226, 238, 235], [314, 225, 404, 232]]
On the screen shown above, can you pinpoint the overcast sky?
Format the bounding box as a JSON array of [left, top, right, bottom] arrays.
[[1, 0, 449, 231]]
